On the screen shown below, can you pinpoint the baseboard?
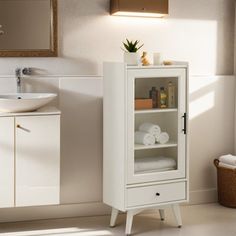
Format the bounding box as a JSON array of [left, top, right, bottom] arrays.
[[0, 202, 110, 223], [0, 189, 217, 223], [188, 188, 218, 205]]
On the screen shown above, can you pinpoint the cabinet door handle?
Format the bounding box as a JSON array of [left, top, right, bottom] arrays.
[[16, 124, 30, 132], [156, 192, 160, 196], [182, 113, 187, 135]]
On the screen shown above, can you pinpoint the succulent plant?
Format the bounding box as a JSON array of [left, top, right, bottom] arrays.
[[123, 39, 144, 53]]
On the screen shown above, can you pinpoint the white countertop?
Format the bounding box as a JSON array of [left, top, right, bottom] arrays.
[[0, 106, 61, 117]]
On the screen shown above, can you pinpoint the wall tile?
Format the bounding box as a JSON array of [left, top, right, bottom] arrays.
[[0, 78, 16, 93]]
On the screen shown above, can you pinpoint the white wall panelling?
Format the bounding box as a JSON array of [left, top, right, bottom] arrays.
[[0, 202, 110, 223], [0, 75, 234, 222], [60, 77, 103, 204], [0, 74, 232, 219]]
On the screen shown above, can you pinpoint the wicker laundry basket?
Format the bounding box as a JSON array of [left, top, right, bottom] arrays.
[[214, 159, 236, 208]]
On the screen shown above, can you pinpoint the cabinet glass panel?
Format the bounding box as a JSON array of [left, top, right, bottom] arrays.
[[135, 77, 178, 110], [134, 147, 177, 174], [134, 76, 179, 175]]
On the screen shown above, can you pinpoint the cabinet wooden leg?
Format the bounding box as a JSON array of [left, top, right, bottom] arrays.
[[171, 204, 182, 228], [125, 210, 134, 236], [159, 209, 165, 221], [110, 208, 119, 227]]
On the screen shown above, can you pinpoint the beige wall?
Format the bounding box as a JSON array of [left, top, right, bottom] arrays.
[[0, 0, 234, 221], [0, 0, 234, 76]]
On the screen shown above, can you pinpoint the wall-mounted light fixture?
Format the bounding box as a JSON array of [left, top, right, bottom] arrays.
[[110, 0, 168, 18]]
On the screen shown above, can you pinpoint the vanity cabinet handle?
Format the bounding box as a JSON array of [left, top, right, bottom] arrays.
[[156, 192, 160, 196], [16, 124, 30, 132]]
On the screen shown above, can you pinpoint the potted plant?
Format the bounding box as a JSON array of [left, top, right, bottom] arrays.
[[123, 39, 144, 65]]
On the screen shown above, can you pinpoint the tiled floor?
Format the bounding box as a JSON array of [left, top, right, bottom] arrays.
[[0, 204, 235, 236]]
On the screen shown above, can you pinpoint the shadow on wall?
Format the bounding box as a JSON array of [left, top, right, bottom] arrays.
[[22, 77, 60, 107], [189, 76, 235, 195]]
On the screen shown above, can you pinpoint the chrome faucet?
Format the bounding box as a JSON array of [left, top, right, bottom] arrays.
[[15, 68, 22, 93], [15, 67, 32, 93]]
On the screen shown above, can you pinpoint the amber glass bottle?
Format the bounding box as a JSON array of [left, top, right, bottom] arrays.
[[159, 87, 167, 108], [149, 87, 158, 108]]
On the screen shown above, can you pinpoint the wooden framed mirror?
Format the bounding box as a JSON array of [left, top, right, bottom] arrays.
[[0, 0, 57, 57]]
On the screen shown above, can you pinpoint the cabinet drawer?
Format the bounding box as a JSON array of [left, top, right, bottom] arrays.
[[127, 182, 186, 207]]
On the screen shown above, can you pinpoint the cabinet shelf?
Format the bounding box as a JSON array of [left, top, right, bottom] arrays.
[[135, 108, 178, 114], [135, 142, 177, 150]]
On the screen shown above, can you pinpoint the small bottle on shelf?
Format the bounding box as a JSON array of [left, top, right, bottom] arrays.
[[149, 87, 158, 108], [159, 87, 167, 108], [167, 82, 175, 108]]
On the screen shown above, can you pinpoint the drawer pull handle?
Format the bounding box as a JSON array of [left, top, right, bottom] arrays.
[[156, 192, 160, 196], [16, 124, 30, 133]]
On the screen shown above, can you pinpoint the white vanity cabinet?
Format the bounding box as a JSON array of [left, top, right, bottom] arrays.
[[103, 63, 189, 235], [0, 108, 60, 208], [0, 117, 14, 208]]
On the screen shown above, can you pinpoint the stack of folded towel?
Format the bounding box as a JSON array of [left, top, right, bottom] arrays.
[[219, 154, 236, 169], [135, 123, 170, 146], [135, 156, 176, 173]]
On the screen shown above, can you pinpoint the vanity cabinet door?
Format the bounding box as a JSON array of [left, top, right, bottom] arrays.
[[15, 115, 60, 207], [0, 117, 14, 207]]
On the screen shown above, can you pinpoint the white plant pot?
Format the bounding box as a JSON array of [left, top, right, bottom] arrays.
[[124, 52, 140, 65]]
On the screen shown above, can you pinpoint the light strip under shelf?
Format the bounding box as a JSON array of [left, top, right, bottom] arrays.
[[112, 11, 167, 18]]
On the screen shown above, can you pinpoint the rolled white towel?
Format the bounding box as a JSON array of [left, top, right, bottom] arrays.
[[135, 156, 176, 173], [136, 167, 175, 174], [139, 123, 161, 137], [156, 132, 169, 144], [135, 131, 155, 146], [219, 154, 236, 166], [219, 162, 236, 170]]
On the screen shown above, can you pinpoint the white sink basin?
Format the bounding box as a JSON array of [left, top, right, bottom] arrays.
[[0, 93, 57, 113]]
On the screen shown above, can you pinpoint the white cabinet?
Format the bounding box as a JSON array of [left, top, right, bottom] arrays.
[[15, 115, 60, 207], [103, 63, 189, 235], [0, 117, 14, 208], [0, 108, 60, 208]]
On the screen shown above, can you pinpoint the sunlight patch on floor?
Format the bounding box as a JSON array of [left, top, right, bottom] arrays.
[[0, 228, 113, 236]]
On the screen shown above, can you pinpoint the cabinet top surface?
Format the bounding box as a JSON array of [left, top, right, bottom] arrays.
[[104, 62, 188, 70], [0, 106, 61, 117], [127, 65, 187, 69]]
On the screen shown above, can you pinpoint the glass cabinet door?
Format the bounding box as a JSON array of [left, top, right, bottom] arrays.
[[127, 68, 187, 184]]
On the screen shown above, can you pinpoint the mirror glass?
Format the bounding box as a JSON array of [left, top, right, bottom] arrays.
[[0, 0, 57, 57]]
